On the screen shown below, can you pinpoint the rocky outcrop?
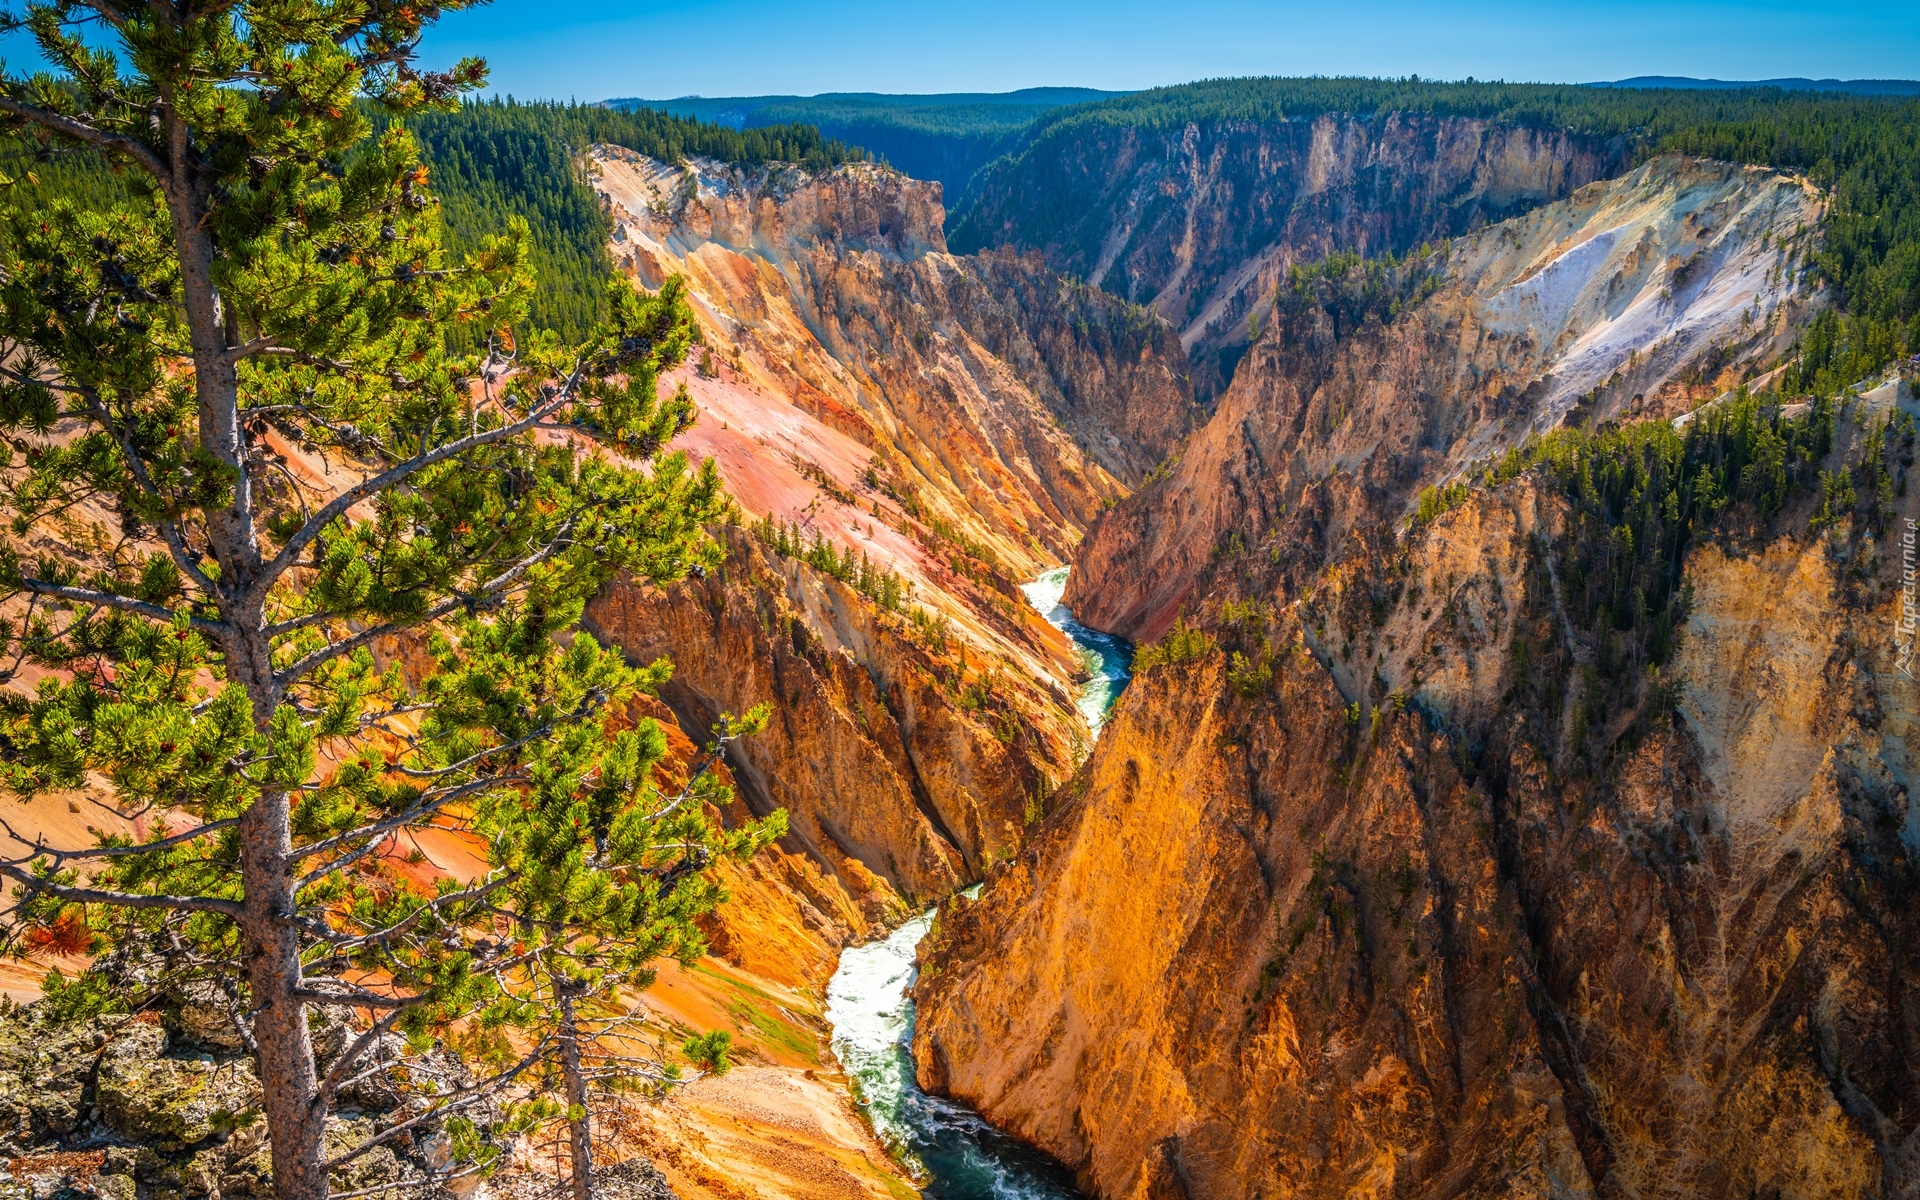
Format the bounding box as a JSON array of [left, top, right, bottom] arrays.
[[1068, 156, 1824, 639], [0, 1004, 487, 1200], [915, 634, 1599, 1200], [953, 111, 1630, 390], [588, 528, 1079, 909]]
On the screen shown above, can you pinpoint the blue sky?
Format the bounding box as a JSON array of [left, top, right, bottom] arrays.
[[414, 0, 1920, 102]]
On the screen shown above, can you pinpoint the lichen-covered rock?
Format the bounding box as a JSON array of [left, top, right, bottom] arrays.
[[164, 981, 247, 1051], [95, 1023, 262, 1146], [597, 1157, 677, 1200], [0, 1007, 104, 1145]]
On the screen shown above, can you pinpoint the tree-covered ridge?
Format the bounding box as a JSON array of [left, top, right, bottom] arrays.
[[610, 89, 1127, 204], [614, 88, 1124, 139], [970, 78, 1920, 395], [400, 98, 868, 345], [1395, 385, 1920, 774]]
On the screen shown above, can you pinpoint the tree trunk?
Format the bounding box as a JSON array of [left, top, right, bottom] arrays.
[[239, 785, 330, 1200], [558, 980, 596, 1200], [165, 130, 326, 1197]]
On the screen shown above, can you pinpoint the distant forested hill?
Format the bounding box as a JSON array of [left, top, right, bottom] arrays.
[[605, 89, 1126, 203], [1597, 76, 1920, 95], [952, 77, 1920, 399]]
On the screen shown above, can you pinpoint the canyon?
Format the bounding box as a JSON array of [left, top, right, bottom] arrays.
[[4, 84, 1915, 1200], [913, 145, 1920, 1200], [578, 130, 1916, 1199]]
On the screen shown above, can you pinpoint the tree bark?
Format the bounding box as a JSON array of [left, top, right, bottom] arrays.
[[557, 978, 596, 1200], [240, 785, 330, 1200]]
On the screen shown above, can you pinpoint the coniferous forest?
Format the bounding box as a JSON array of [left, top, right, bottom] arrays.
[[6, 81, 1917, 390]]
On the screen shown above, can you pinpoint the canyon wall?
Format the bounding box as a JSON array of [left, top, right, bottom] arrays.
[[1068, 156, 1825, 639], [919, 444, 1920, 1198], [952, 112, 1630, 390], [914, 153, 1920, 1197]]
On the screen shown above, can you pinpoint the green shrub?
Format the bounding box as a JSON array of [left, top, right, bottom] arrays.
[[1227, 650, 1274, 697], [1135, 620, 1216, 670]]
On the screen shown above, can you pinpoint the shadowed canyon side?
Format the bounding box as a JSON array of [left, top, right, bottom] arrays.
[[953, 109, 1628, 392], [1068, 156, 1825, 639], [915, 151, 1920, 1197]]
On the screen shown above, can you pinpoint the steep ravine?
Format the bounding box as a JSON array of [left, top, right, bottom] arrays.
[[822, 571, 1128, 1200]]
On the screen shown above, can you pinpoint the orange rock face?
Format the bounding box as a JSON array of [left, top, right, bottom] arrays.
[[913, 156, 1917, 1198], [590, 530, 1080, 913], [918, 481, 1919, 1197], [582, 151, 1191, 927]]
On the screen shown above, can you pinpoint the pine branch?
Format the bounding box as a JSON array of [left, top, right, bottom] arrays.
[[257, 358, 587, 591], [291, 980, 428, 1010], [0, 814, 240, 862], [269, 515, 579, 693], [0, 95, 169, 181], [290, 776, 526, 884], [11, 576, 224, 630], [0, 860, 243, 916]]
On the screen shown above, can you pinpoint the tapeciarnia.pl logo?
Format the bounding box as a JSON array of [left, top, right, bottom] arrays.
[[1900, 517, 1919, 679]]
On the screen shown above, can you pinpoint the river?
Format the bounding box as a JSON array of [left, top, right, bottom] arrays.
[[823, 567, 1131, 1199]]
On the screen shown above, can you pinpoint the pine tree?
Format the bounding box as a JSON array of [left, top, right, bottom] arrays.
[[0, 4, 780, 1198], [496, 705, 772, 1200]]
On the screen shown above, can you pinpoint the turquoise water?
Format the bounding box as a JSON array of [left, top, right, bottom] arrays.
[[822, 569, 1128, 1199], [1018, 567, 1133, 733]]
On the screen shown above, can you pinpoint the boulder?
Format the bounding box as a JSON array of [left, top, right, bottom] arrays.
[[164, 981, 247, 1051]]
